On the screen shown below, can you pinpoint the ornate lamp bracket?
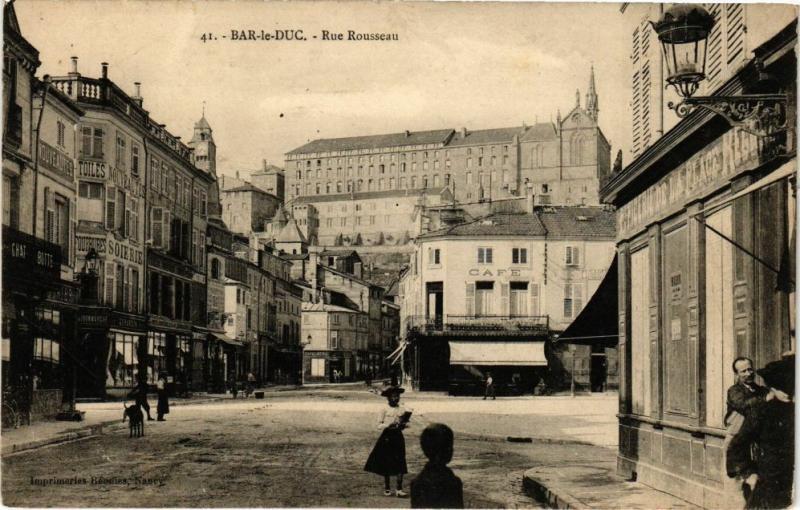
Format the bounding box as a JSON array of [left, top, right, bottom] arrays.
[[668, 94, 788, 138]]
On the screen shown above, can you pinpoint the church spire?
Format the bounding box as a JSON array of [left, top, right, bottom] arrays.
[[585, 65, 599, 121]]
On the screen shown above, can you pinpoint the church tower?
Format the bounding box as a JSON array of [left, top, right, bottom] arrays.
[[188, 111, 221, 217], [585, 66, 599, 122], [190, 114, 216, 177]]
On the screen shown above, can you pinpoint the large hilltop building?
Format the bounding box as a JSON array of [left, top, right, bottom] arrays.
[[284, 68, 611, 246]]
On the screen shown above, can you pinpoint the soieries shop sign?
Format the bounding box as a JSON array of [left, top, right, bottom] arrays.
[[76, 235, 144, 266]]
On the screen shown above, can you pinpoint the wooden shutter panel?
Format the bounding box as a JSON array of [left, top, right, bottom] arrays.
[[530, 282, 540, 316], [105, 185, 116, 230], [574, 246, 581, 267], [465, 282, 475, 317], [43, 187, 54, 243], [501, 282, 509, 316], [163, 210, 171, 251], [151, 208, 162, 248], [69, 198, 76, 266], [575, 284, 583, 315]]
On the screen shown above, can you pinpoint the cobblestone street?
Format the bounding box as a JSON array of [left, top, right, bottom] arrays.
[[1, 389, 619, 508]]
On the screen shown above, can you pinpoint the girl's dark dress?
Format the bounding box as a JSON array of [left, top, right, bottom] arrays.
[[364, 404, 409, 476]]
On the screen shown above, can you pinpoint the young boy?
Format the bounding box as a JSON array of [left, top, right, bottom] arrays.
[[411, 423, 464, 508]]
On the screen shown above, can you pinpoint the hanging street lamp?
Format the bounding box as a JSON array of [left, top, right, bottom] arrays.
[[652, 4, 788, 139]]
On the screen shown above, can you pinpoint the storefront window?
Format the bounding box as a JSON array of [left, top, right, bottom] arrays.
[[630, 247, 651, 417], [108, 332, 139, 387], [148, 331, 167, 384]]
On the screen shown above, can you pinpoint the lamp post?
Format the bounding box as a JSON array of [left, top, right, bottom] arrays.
[[652, 4, 788, 140], [58, 248, 99, 421]]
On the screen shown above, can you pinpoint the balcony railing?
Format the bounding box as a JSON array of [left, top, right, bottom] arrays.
[[405, 315, 549, 335]]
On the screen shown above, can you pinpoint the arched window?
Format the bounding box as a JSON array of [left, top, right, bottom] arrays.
[[211, 258, 220, 279], [326, 182, 331, 193], [571, 134, 585, 165]]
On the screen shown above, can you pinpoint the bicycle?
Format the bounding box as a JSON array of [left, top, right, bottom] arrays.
[[2, 396, 20, 429]]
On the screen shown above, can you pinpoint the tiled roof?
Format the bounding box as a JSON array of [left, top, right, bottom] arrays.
[[519, 122, 559, 141], [287, 129, 454, 155], [418, 206, 615, 239], [279, 253, 309, 260], [253, 164, 284, 175], [224, 184, 264, 193], [537, 206, 616, 238], [276, 219, 307, 243], [293, 187, 445, 204], [446, 126, 527, 147], [419, 212, 547, 238], [320, 249, 360, 258]]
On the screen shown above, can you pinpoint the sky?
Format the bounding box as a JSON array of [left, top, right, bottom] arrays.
[[16, 1, 633, 181]]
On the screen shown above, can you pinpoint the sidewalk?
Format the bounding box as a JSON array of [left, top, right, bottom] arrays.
[[1, 393, 228, 456], [522, 443, 701, 509]]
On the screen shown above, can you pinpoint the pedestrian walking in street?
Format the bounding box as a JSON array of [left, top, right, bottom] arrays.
[[156, 372, 170, 421], [246, 372, 256, 397], [364, 385, 411, 497], [483, 372, 495, 400], [365, 369, 373, 387], [411, 423, 464, 508], [133, 376, 153, 421]]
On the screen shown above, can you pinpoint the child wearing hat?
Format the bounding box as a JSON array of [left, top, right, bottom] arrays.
[[364, 385, 411, 497], [411, 423, 464, 508]]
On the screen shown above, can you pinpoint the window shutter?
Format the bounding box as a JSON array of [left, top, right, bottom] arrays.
[[105, 262, 115, 305], [43, 187, 54, 243], [565, 246, 571, 265], [117, 190, 126, 234], [465, 282, 475, 316], [163, 210, 171, 251], [69, 198, 76, 266], [574, 246, 581, 267], [486, 248, 493, 264], [105, 186, 116, 230], [574, 284, 583, 315], [151, 208, 163, 248], [564, 284, 573, 318], [501, 282, 509, 316], [530, 282, 540, 316]]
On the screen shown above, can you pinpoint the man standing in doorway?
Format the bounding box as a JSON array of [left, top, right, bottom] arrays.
[[483, 372, 495, 400], [725, 356, 792, 507]]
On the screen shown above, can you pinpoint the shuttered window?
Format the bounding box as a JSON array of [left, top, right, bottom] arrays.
[[565, 246, 581, 266], [105, 186, 116, 230], [151, 208, 162, 248], [465, 282, 475, 316]]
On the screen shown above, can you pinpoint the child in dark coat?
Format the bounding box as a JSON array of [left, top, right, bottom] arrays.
[[411, 423, 464, 509]]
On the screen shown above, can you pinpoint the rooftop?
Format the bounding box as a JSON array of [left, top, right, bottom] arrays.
[[287, 129, 454, 155], [418, 206, 616, 239], [293, 187, 447, 204]]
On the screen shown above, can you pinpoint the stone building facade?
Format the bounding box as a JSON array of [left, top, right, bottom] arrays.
[[285, 68, 610, 246]]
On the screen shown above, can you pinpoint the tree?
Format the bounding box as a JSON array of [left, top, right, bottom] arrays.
[[334, 233, 343, 246], [375, 232, 385, 246], [352, 233, 363, 246]]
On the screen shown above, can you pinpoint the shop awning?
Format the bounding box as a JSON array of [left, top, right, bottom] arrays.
[[209, 332, 243, 346], [555, 255, 619, 347], [448, 341, 547, 366]]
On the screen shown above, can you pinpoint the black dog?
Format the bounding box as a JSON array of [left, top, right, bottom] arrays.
[[123, 402, 144, 438]]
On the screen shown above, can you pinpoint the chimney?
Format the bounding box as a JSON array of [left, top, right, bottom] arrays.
[[262, 159, 267, 171], [101, 62, 109, 79], [132, 82, 143, 106], [69, 56, 79, 76], [236, 171, 240, 180], [461, 127, 467, 138], [354, 261, 363, 279], [308, 246, 321, 303], [526, 189, 535, 214]]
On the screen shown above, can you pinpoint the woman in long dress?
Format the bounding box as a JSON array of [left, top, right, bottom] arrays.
[[156, 372, 169, 421], [364, 386, 411, 497]]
